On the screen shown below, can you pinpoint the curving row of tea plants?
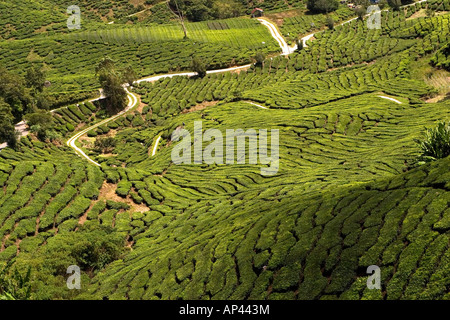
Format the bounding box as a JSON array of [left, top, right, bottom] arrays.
[[0, 1, 449, 300]]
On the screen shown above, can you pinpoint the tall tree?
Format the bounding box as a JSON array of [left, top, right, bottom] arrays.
[[0, 98, 18, 148], [172, 0, 188, 38], [254, 52, 266, 67], [191, 56, 207, 78], [0, 66, 31, 122], [121, 65, 138, 87], [26, 65, 46, 92], [96, 57, 128, 114]]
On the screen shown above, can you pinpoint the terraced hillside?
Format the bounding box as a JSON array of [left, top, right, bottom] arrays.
[[0, 17, 279, 103], [0, 0, 449, 300]]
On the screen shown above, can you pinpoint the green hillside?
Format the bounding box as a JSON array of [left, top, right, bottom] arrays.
[[0, 0, 449, 301]]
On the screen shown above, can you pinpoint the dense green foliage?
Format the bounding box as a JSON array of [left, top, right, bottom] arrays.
[[416, 121, 450, 163], [0, 17, 279, 100], [307, 0, 339, 13], [169, 0, 245, 21], [0, 0, 449, 301], [96, 57, 128, 114], [0, 260, 31, 300]]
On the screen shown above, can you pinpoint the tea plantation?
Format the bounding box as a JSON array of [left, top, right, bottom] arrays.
[[0, 0, 449, 300]]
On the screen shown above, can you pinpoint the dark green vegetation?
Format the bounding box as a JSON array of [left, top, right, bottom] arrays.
[[0, 0, 450, 300], [416, 121, 450, 163], [307, 0, 339, 13], [0, 260, 32, 300], [0, 17, 279, 108], [96, 57, 131, 114], [170, 0, 310, 21]]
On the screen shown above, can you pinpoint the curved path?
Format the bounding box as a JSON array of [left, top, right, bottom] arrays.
[[151, 135, 162, 157], [66, 20, 281, 164], [66, 87, 138, 166], [257, 18, 292, 55], [66, 3, 425, 164]]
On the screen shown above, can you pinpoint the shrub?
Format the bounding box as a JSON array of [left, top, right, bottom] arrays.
[[106, 200, 130, 210], [94, 137, 116, 153], [116, 180, 132, 197], [254, 52, 265, 66], [66, 123, 75, 132], [191, 56, 207, 78], [0, 261, 32, 300], [87, 130, 97, 137], [416, 121, 450, 163], [326, 16, 334, 30]]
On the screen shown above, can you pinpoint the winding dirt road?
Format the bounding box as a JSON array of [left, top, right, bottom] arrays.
[[65, 20, 284, 164], [57, 5, 428, 162], [66, 87, 138, 166]]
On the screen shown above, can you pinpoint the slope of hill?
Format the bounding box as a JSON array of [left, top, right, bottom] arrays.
[[0, 0, 449, 300]]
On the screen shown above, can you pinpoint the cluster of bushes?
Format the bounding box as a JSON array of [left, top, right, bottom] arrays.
[[169, 0, 245, 21], [9, 223, 125, 299]]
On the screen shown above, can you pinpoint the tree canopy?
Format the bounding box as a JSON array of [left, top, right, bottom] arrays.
[[307, 0, 339, 13], [96, 57, 128, 114], [169, 0, 245, 22]]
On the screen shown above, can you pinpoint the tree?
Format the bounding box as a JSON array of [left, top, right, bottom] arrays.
[[96, 57, 128, 114], [26, 65, 46, 92], [254, 51, 266, 67], [326, 16, 335, 30], [307, 0, 339, 13], [12, 223, 125, 299], [121, 65, 137, 87], [24, 110, 53, 127], [172, 0, 188, 38], [296, 39, 304, 52], [212, 0, 244, 19], [356, 7, 366, 21], [94, 137, 117, 153], [388, 0, 401, 11], [0, 99, 17, 148], [0, 66, 31, 122], [24, 111, 55, 141], [191, 56, 207, 78], [169, 0, 243, 22], [95, 57, 116, 75]]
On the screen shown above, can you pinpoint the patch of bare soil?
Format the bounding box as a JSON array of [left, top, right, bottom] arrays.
[[75, 122, 86, 131], [406, 9, 427, 20], [265, 9, 304, 26], [0, 234, 10, 252], [106, 129, 118, 138], [125, 234, 134, 249], [79, 136, 95, 148], [98, 181, 150, 213], [426, 95, 447, 103], [424, 71, 450, 102], [130, 0, 144, 5], [182, 101, 219, 113], [34, 23, 57, 33], [77, 200, 98, 229], [98, 153, 117, 158], [136, 101, 148, 113], [154, 166, 170, 177], [15, 238, 21, 255]]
